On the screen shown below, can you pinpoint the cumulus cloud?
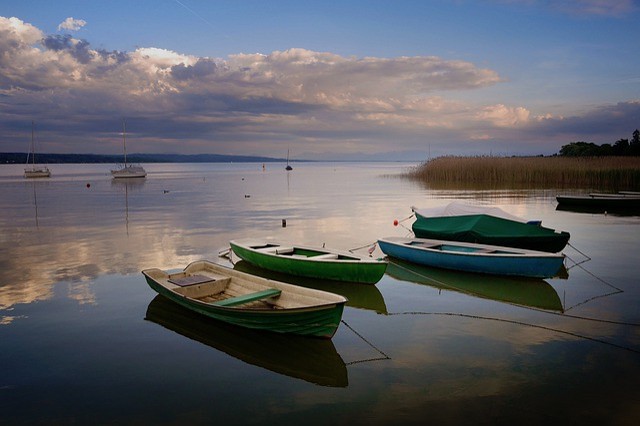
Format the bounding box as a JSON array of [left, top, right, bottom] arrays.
[[58, 17, 86, 32], [0, 17, 504, 124], [477, 104, 531, 127], [0, 16, 636, 158]]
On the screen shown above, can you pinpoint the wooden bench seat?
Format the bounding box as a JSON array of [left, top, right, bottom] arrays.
[[256, 246, 295, 255], [213, 288, 282, 307], [311, 253, 339, 260]]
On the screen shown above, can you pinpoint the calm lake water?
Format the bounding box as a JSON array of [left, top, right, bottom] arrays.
[[1, 162, 639, 425]]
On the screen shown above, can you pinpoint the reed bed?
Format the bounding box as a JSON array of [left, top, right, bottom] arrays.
[[405, 156, 640, 190]]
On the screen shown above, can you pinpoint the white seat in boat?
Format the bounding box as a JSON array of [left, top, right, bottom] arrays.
[[312, 253, 339, 260]]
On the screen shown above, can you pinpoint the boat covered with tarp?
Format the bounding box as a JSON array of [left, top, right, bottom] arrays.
[[411, 201, 570, 253]]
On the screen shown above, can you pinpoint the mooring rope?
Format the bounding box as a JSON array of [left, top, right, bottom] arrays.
[[348, 241, 378, 255], [341, 319, 391, 365], [386, 311, 640, 355], [564, 241, 592, 269]]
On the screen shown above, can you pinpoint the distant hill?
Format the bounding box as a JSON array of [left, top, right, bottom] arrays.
[[0, 152, 292, 164]]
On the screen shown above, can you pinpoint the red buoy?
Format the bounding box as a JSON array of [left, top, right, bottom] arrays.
[[393, 219, 399, 226]]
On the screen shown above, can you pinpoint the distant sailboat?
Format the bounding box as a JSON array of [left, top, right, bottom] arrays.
[[24, 121, 51, 179], [285, 149, 293, 171], [111, 120, 147, 179]]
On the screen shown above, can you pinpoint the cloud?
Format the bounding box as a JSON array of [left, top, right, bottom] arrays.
[[57, 17, 86, 32], [477, 104, 531, 127], [498, 0, 637, 17], [0, 16, 635, 159], [554, 0, 637, 17], [43, 34, 93, 64], [532, 101, 640, 140]]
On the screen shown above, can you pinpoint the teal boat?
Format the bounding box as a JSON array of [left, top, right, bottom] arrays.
[[411, 202, 570, 253], [229, 239, 388, 285], [385, 259, 564, 312], [378, 236, 565, 278], [142, 260, 347, 338], [145, 295, 348, 387]]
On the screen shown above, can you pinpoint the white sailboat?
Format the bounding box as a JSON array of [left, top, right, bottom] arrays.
[[111, 120, 146, 179], [24, 122, 51, 179]]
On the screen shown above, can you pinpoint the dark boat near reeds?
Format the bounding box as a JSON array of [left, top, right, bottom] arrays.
[[556, 192, 640, 211], [145, 295, 348, 387], [411, 201, 570, 253], [385, 259, 564, 312], [142, 260, 347, 338]]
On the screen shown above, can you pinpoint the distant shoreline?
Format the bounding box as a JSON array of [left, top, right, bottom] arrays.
[[0, 152, 291, 164], [0, 152, 416, 164]]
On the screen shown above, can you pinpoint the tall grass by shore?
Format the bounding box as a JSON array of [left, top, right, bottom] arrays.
[[405, 156, 640, 190]]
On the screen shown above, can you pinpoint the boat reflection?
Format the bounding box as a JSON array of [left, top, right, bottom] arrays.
[[145, 295, 348, 387], [386, 259, 564, 312], [111, 178, 146, 234], [233, 260, 388, 314]]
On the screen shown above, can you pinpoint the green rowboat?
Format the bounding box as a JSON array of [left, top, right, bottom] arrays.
[[142, 260, 347, 338], [229, 239, 388, 285]]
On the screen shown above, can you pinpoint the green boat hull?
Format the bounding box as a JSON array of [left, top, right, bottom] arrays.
[[143, 275, 345, 338], [233, 260, 388, 314], [229, 241, 387, 284]]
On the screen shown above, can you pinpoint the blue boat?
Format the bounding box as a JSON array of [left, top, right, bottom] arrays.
[[377, 236, 565, 279]]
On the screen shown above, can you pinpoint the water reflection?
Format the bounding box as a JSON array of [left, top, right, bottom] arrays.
[[386, 259, 564, 312], [233, 259, 388, 314], [30, 181, 40, 228], [111, 178, 146, 235], [145, 295, 348, 387]]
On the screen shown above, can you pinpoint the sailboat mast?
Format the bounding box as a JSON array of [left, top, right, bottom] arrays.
[[27, 121, 35, 166], [122, 119, 127, 167]]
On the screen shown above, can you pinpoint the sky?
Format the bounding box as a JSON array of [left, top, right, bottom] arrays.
[[1, 0, 639, 161]]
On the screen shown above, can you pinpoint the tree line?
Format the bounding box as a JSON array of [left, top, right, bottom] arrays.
[[559, 129, 640, 156]]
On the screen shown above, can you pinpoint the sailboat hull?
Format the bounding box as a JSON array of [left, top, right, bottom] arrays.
[[111, 165, 147, 178], [24, 122, 50, 179], [24, 168, 51, 178], [112, 120, 147, 178]]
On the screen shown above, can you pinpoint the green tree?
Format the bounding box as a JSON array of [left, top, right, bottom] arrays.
[[631, 129, 640, 155], [612, 138, 630, 156], [559, 141, 603, 156]]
